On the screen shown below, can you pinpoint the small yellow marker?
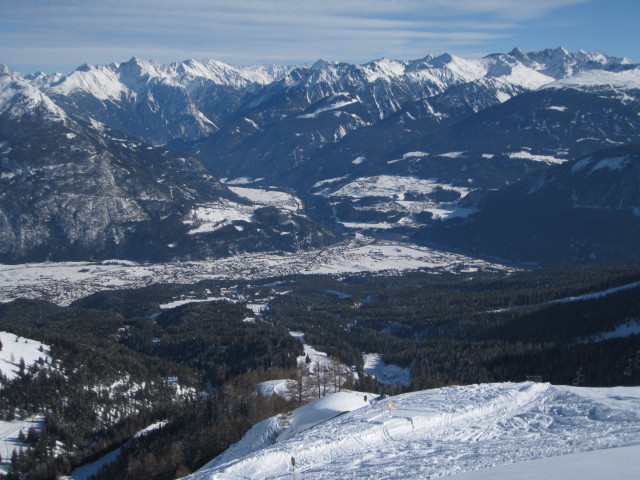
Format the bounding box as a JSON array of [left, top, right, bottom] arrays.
[[387, 402, 393, 409]]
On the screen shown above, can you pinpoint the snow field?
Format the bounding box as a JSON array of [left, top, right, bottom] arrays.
[[508, 151, 566, 164], [290, 331, 332, 368], [194, 390, 373, 478], [228, 186, 302, 212], [0, 331, 50, 382], [322, 174, 477, 226], [0, 416, 44, 474], [185, 186, 304, 234], [328, 175, 470, 200], [298, 98, 359, 119], [362, 354, 410, 387], [442, 444, 640, 480], [159, 297, 230, 310], [185, 202, 253, 234], [0, 238, 513, 306], [545, 67, 640, 92], [257, 380, 297, 399], [307, 243, 502, 275], [185, 382, 640, 479]]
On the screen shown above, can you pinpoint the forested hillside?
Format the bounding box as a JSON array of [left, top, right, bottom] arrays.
[[0, 263, 639, 478]]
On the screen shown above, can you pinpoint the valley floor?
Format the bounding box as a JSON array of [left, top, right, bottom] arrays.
[[0, 237, 513, 305]]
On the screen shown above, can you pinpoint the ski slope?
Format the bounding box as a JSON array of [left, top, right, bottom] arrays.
[[184, 382, 640, 479]]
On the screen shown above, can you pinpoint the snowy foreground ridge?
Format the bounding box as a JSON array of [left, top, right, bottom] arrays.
[[185, 383, 640, 479]]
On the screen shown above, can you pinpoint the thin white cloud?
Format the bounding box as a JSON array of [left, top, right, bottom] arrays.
[[1, 0, 593, 73]]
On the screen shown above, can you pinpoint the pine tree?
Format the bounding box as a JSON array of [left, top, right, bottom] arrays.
[[26, 427, 39, 445]]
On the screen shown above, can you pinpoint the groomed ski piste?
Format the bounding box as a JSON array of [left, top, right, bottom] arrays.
[[184, 382, 640, 479]]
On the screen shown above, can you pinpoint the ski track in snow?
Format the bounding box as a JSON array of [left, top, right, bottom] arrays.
[[185, 382, 640, 479], [0, 416, 44, 474], [489, 279, 640, 314]]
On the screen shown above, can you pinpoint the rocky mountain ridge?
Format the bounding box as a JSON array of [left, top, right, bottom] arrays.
[[0, 66, 337, 263], [3, 47, 640, 264]]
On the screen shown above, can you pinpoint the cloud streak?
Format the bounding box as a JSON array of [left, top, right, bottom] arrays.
[[1, 0, 596, 73]]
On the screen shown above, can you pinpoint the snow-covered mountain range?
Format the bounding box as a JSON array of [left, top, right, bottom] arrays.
[[20, 47, 638, 188], [0, 66, 337, 263], [185, 382, 640, 479], [2, 47, 640, 264]]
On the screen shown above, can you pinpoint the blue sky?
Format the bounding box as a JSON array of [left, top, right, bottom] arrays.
[[1, 0, 638, 74]]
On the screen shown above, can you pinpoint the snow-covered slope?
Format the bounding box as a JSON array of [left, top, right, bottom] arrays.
[[442, 444, 640, 480], [0, 64, 65, 120], [0, 331, 50, 382], [185, 382, 640, 479], [27, 57, 293, 145]]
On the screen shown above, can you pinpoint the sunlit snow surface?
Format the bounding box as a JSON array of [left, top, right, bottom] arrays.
[[0, 238, 513, 306], [363, 353, 410, 387], [544, 67, 640, 92], [0, 332, 51, 474], [184, 185, 303, 234], [319, 175, 476, 225], [0, 416, 44, 475], [0, 331, 51, 381], [185, 383, 640, 480], [328, 175, 470, 199]]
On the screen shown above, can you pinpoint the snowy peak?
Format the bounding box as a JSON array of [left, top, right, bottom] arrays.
[[503, 46, 631, 79], [0, 67, 66, 120], [310, 59, 336, 71], [279, 47, 629, 105], [544, 67, 640, 96], [26, 57, 296, 144], [50, 62, 128, 101], [116, 56, 159, 84], [45, 56, 291, 94], [361, 57, 407, 81]]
